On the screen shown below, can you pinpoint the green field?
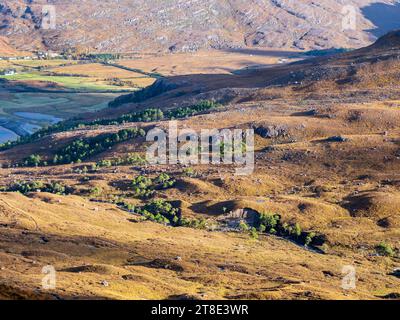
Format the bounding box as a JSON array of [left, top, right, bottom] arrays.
[[0, 59, 78, 74], [0, 59, 157, 92], [0, 58, 158, 143], [8, 59, 78, 68], [0, 72, 129, 92]]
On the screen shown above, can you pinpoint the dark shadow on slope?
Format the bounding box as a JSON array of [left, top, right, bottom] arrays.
[[362, 2, 400, 38], [222, 48, 302, 58]]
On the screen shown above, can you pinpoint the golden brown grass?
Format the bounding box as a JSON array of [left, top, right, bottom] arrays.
[[1, 48, 400, 300], [0, 192, 398, 300], [118, 49, 302, 76]]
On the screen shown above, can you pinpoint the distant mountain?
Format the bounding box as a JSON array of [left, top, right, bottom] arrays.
[[0, 0, 399, 53]]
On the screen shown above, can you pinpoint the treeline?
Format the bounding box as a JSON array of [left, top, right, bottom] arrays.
[[85, 108, 164, 126], [52, 128, 146, 165], [60, 48, 121, 61], [94, 153, 146, 168], [108, 80, 174, 108], [0, 101, 221, 152], [119, 199, 209, 230], [135, 199, 181, 225], [85, 100, 220, 126], [165, 100, 221, 119], [131, 173, 176, 199], [0, 119, 84, 152], [86, 53, 121, 61], [304, 48, 350, 57], [120, 198, 210, 229], [22, 128, 145, 167], [6, 181, 71, 195], [105, 62, 163, 78], [252, 212, 326, 247]]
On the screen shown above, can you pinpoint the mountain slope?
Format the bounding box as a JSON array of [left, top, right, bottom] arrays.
[[0, 0, 396, 53], [101, 29, 400, 117], [0, 192, 395, 300], [0, 36, 25, 56]]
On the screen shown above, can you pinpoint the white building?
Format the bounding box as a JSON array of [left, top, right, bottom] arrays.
[[2, 69, 16, 76]]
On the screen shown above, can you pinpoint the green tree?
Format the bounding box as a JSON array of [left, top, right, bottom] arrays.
[[24, 154, 42, 167]]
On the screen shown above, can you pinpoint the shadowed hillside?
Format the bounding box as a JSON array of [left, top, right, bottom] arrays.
[[102, 30, 400, 117], [362, 1, 400, 38]]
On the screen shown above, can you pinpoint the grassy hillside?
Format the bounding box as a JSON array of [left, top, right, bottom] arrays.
[[0, 33, 400, 300], [0, 191, 397, 300]]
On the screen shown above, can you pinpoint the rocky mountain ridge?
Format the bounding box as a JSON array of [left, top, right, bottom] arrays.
[[1, 0, 398, 53]]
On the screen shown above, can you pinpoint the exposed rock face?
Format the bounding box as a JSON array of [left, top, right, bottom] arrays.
[[325, 136, 348, 143], [222, 208, 259, 228], [0, 0, 395, 52], [255, 125, 289, 139]]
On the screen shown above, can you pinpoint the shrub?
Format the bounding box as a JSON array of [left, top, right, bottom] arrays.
[[48, 182, 66, 195], [376, 242, 395, 257], [250, 227, 259, 240], [90, 186, 103, 197], [179, 217, 208, 229], [117, 201, 135, 212], [183, 167, 197, 177], [258, 224, 267, 233], [97, 154, 146, 168], [24, 154, 42, 167], [258, 212, 280, 234], [124, 154, 147, 166], [8, 181, 69, 195], [131, 175, 154, 198], [256, 212, 323, 247], [131, 174, 176, 198], [135, 199, 180, 226], [293, 223, 302, 238], [305, 232, 316, 246], [154, 173, 176, 189], [97, 159, 113, 168], [238, 220, 250, 232]]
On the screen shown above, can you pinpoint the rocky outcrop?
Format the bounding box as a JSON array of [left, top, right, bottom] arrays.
[[222, 208, 259, 228], [255, 125, 289, 139]]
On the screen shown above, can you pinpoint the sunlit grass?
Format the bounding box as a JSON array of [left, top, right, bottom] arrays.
[[0, 72, 131, 91]]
